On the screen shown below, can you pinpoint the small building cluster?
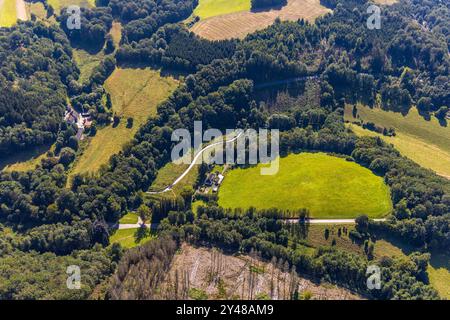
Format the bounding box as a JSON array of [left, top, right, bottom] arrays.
[[64, 106, 93, 140], [202, 171, 224, 193]]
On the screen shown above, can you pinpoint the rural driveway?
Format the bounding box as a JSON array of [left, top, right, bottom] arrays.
[[146, 131, 243, 194], [285, 218, 387, 224], [116, 218, 388, 230]]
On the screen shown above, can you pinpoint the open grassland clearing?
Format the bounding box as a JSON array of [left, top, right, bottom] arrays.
[[302, 224, 411, 260], [304, 223, 449, 299], [427, 253, 450, 300], [0, 143, 53, 172], [148, 158, 199, 199], [157, 243, 361, 300], [345, 104, 450, 178], [47, 0, 94, 13], [372, 236, 449, 300], [303, 224, 364, 256], [73, 22, 121, 84], [119, 212, 139, 225], [194, 0, 250, 20], [109, 21, 122, 46], [73, 48, 105, 84], [0, 0, 17, 27], [218, 153, 392, 219], [69, 68, 178, 177], [25, 1, 47, 20], [190, 0, 331, 40], [109, 227, 155, 249]]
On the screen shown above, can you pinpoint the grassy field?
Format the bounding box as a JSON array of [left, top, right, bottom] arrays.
[[110, 21, 122, 46], [70, 68, 178, 177], [345, 105, 450, 178], [73, 49, 105, 84], [0, 144, 53, 172], [218, 153, 392, 218], [372, 236, 449, 300], [109, 227, 155, 249], [47, 0, 95, 13], [0, 0, 17, 27], [26, 1, 47, 20], [306, 223, 449, 299], [194, 0, 250, 20], [119, 212, 139, 224], [360, 232, 449, 300], [73, 22, 122, 84], [427, 253, 450, 300], [191, 0, 331, 40], [149, 157, 199, 198], [192, 200, 207, 216], [304, 224, 364, 256]]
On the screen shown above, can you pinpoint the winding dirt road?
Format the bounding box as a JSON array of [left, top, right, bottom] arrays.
[[146, 131, 243, 194]]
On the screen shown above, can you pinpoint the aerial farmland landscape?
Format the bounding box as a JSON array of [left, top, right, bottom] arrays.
[[0, 0, 449, 309]]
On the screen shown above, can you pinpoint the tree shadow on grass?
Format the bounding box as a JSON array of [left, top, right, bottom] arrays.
[[371, 231, 418, 256], [116, 61, 189, 80], [438, 117, 448, 127], [429, 252, 450, 270], [134, 226, 150, 243], [70, 39, 105, 55], [0, 143, 52, 171], [250, 1, 288, 13]]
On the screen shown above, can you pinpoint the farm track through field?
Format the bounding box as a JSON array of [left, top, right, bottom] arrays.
[[191, 0, 331, 40]]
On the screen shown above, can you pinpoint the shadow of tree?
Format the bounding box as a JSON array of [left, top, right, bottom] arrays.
[[438, 117, 447, 127], [250, 0, 288, 13], [134, 226, 149, 243]]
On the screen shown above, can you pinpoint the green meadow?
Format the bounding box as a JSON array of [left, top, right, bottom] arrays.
[[119, 212, 139, 224], [0, 0, 17, 27], [194, 0, 250, 20], [218, 152, 392, 218], [345, 105, 450, 178], [109, 227, 155, 249], [69, 68, 178, 177]]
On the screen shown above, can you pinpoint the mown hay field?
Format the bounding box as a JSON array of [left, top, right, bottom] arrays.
[[70, 68, 178, 177], [218, 152, 392, 218], [190, 0, 331, 40]]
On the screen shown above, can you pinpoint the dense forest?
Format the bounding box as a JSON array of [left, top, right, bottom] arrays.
[[0, 0, 448, 299], [0, 23, 77, 156]]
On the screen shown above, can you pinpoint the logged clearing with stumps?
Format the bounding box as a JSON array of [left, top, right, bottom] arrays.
[[157, 243, 361, 300]]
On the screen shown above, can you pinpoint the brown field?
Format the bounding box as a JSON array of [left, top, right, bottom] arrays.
[[157, 243, 361, 300], [190, 0, 331, 40]]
